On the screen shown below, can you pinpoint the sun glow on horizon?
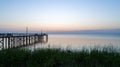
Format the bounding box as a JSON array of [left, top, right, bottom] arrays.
[[0, 0, 120, 32]]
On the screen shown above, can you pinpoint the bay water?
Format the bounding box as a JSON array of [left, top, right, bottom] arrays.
[[26, 34, 120, 51]]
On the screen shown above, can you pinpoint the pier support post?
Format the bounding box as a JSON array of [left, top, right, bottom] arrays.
[[0, 38, 4, 49]]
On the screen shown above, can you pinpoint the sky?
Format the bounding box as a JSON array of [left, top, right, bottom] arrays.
[[0, 0, 120, 33]]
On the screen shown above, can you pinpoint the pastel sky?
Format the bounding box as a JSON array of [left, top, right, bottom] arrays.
[[0, 0, 120, 32]]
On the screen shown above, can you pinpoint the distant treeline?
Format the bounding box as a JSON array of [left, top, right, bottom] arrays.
[[48, 29, 120, 35]]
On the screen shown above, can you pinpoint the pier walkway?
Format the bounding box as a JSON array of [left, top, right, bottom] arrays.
[[0, 33, 48, 49]]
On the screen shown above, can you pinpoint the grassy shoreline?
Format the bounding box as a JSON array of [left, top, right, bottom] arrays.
[[0, 48, 120, 67]]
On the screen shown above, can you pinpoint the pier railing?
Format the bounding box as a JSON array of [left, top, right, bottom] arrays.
[[0, 33, 48, 49]]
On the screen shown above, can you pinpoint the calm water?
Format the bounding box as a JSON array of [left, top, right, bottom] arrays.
[[27, 34, 120, 51]]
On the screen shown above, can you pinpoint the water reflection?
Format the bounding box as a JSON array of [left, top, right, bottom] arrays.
[[26, 34, 120, 51]]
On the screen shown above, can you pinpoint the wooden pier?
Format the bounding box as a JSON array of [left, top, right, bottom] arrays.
[[0, 33, 48, 49]]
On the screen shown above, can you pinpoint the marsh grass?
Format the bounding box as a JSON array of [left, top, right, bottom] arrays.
[[0, 47, 120, 67]]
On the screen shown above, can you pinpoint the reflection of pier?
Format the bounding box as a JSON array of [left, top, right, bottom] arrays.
[[0, 33, 48, 49]]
